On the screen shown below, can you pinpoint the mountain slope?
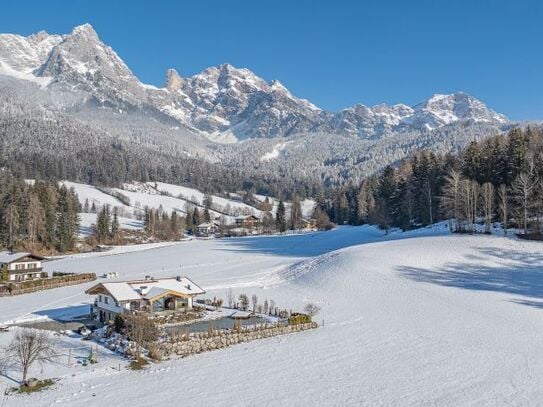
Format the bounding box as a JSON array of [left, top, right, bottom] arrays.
[[0, 24, 508, 142], [0, 23, 513, 188]]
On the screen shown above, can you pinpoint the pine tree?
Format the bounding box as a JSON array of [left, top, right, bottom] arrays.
[[111, 211, 120, 238], [276, 200, 287, 233], [290, 197, 303, 230], [96, 207, 111, 243], [192, 208, 200, 235]]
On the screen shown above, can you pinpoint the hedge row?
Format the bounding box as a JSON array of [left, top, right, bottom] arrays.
[[0, 273, 97, 296]]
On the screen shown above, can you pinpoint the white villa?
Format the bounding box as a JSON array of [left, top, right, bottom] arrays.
[[85, 276, 205, 323], [0, 251, 47, 281]]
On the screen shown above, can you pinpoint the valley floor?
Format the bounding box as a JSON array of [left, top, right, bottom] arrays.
[[2, 224, 543, 406]]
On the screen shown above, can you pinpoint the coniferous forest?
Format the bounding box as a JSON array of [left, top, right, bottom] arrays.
[[2, 126, 543, 254], [323, 127, 543, 237], [0, 172, 80, 253]]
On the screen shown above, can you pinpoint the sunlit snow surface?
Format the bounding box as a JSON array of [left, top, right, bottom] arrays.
[[2, 224, 543, 406]]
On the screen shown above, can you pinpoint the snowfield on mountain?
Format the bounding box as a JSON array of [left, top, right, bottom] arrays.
[[2, 226, 543, 406]]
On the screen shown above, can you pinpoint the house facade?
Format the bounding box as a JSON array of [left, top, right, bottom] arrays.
[[85, 276, 205, 323], [234, 215, 260, 228], [0, 251, 47, 281], [196, 222, 219, 236]]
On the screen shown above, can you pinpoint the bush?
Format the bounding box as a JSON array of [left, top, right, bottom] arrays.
[[147, 343, 163, 361], [16, 378, 56, 394], [129, 358, 149, 370], [288, 313, 311, 325], [114, 314, 126, 333]]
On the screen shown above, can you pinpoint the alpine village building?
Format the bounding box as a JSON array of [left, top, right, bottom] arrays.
[[85, 276, 205, 323], [0, 251, 47, 281]]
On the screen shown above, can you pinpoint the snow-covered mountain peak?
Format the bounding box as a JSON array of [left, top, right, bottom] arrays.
[[70, 23, 99, 40], [413, 92, 508, 129], [165, 68, 183, 92], [0, 24, 510, 144], [0, 30, 62, 74]]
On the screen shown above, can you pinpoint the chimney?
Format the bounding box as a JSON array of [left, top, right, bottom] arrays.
[[176, 276, 182, 281]]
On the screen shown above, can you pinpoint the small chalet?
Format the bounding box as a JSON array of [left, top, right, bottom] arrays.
[[85, 276, 205, 323], [0, 251, 47, 281], [196, 222, 219, 236], [234, 215, 260, 228]]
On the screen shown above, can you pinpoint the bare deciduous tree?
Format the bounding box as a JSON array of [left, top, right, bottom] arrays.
[[513, 173, 537, 234], [238, 294, 249, 311], [251, 294, 258, 312], [0, 328, 57, 384], [269, 299, 276, 315], [497, 184, 509, 236], [303, 303, 321, 319], [459, 179, 479, 233], [481, 182, 494, 234], [125, 314, 159, 362], [441, 170, 463, 232], [226, 288, 234, 308]]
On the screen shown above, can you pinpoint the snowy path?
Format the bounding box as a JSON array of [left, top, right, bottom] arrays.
[[3, 226, 543, 405]]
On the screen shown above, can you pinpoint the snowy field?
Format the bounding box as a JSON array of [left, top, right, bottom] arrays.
[[3, 225, 543, 406], [59, 181, 316, 236]]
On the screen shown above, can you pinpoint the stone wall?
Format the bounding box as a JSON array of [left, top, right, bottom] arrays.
[[158, 322, 318, 358]]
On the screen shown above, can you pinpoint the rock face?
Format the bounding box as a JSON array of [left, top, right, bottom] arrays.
[[165, 68, 183, 92], [0, 24, 509, 143]]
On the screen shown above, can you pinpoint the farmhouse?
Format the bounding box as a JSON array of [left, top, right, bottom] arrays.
[[0, 251, 47, 281], [85, 276, 205, 323], [234, 215, 260, 228], [196, 222, 219, 236]]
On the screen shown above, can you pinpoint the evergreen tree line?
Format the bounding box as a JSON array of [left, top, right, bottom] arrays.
[[93, 206, 121, 243], [0, 172, 80, 252], [325, 127, 543, 235], [143, 207, 184, 241]]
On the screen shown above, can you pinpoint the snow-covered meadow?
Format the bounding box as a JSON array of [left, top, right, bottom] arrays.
[[2, 225, 543, 406], [59, 180, 315, 237]]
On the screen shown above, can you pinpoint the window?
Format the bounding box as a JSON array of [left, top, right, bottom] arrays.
[[105, 297, 109, 304], [99, 295, 102, 302], [15, 264, 24, 270]]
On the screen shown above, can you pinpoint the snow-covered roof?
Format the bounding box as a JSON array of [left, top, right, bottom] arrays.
[[235, 215, 260, 220], [96, 282, 142, 301], [0, 251, 45, 264], [197, 222, 218, 228], [143, 286, 169, 300], [86, 277, 205, 302]]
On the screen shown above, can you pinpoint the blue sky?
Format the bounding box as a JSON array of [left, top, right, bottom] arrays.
[[1, 0, 541, 120]]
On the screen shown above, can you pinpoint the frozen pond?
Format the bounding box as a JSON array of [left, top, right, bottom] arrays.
[[164, 315, 271, 334]]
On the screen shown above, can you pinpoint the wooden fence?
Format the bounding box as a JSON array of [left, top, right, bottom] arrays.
[[0, 273, 97, 296]]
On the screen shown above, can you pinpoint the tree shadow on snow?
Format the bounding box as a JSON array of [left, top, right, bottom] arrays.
[[215, 225, 447, 258], [32, 304, 91, 322], [398, 246, 543, 307]]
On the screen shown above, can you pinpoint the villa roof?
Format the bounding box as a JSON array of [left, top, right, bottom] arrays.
[[235, 215, 260, 220], [0, 251, 45, 264], [197, 222, 218, 228], [85, 277, 205, 302]]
